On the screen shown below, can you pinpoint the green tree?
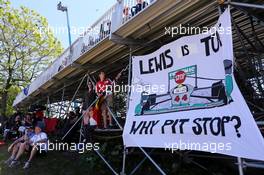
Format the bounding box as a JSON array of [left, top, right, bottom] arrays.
[[0, 0, 63, 117]]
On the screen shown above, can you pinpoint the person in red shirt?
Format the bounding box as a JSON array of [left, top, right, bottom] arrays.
[[96, 71, 114, 129]]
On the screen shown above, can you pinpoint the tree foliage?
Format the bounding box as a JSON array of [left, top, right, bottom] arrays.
[[0, 0, 63, 116]]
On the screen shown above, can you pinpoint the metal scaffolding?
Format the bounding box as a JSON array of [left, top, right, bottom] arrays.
[[23, 1, 264, 174]]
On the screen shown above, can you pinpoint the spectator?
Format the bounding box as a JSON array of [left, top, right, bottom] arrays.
[[131, 0, 148, 16], [32, 110, 44, 127], [24, 113, 33, 127], [83, 81, 100, 124], [35, 110, 44, 121], [3, 114, 22, 141], [83, 81, 97, 111], [18, 114, 33, 137], [63, 111, 78, 142], [44, 117, 58, 134], [3, 118, 12, 141], [75, 107, 82, 118], [83, 107, 97, 143], [4, 126, 35, 166], [68, 111, 78, 125], [95, 71, 121, 129], [96, 71, 114, 129], [123, 6, 131, 23], [8, 122, 48, 169], [13, 115, 22, 134]]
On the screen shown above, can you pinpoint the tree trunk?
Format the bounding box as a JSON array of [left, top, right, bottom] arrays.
[[1, 76, 11, 118], [1, 91, 8, 117], [0, 90, 8, 126]]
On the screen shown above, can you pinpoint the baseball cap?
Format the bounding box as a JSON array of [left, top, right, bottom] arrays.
[[36, 121, 45, 131]]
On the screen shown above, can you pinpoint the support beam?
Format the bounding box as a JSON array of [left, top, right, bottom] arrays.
[[139, 147, 166, 175], [231, 14, 264, 99], [237, 157, 244, 175], [129, 149, 155, 175], [110, 33, 148, 46], [94, 149, 119, 175], [58, 85, 65, 118], [71, 62, 105, 70], [233, 6, 264, 27], [63, 73, 87, 119], [226, 1, 264, 10], [121, 146, 127, 175], [51, 77, 60, 81], [106, 105, 123, 130], [61, 97, 99, 140], [244, 161, 264, 169]]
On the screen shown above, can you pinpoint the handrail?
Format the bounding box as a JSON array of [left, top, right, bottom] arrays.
[[80, 4, 116, 54], [81, 3, 118, 37]]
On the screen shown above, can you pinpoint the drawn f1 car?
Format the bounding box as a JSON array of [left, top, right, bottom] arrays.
[[135, 60, 233, 115]]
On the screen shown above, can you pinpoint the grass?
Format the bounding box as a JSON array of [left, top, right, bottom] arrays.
[[0, 142, 238, 175], [1, 138, 263, 175], [0, 143, 107, 175]]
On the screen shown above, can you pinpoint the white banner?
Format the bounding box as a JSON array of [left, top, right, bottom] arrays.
[[123, 9, 264, 161]]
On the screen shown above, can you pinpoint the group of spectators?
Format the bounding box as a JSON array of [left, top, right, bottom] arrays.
[[1, 69, 121, 169], [123, 0, 150, 22], [2, 111, 48, 169], [58, 70, 121, 145], [0, 0, 152, 171], [3, 111, 45, 141], [81, 70, 121, 142]]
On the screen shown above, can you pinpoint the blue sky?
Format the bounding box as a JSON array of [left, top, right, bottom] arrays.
[[10, 0, 116, 49]]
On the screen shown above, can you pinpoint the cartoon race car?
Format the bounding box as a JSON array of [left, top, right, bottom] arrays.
[[135, 60, 233, 115]]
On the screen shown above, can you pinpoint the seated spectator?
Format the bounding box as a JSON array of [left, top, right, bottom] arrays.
[[7, 122, 48, 169], [3, 114, 22, 141], [63, 111, 78, 142], [32, 110, 44, 126], [68, 111, 78, 125], [14, 115, 22, 134], [35, 110, 44, 121], [44, 117, 58, 134], [24, 113, 33, 127], [18, 125, 26, 137], [4, 126, 35, 166], [18, 113, 33, 137], [131, 0, 148, 16], [75, 107, 82, 118], [3, 118, 12, 141], [83, 107, 98, 143]]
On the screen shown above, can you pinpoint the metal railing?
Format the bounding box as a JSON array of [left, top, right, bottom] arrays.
[[81, 4, 116, 54]]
